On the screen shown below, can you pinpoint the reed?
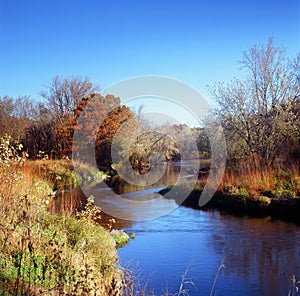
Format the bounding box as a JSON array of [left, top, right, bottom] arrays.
[[220, 164, 300, 199]]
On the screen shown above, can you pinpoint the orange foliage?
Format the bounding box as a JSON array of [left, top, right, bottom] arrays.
[[55, 94, 134, 165]]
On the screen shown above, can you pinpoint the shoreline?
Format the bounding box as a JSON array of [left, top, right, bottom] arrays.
[[159, 187, 300, 225]]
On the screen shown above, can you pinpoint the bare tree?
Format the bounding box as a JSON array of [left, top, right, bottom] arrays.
[[0, 95, 37, 143], [40, 75, 100, 124], [211, 37, 300, 165]]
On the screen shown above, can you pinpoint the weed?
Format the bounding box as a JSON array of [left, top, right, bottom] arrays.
[[0, 136, 122, 295]]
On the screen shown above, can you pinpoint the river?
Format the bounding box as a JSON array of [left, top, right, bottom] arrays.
[[118, 204, 300, 295], [86, 161, 300, 295]]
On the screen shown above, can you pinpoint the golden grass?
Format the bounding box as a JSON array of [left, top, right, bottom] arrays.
[[219, 164, 300, 198], [0, 139, 123, 295]]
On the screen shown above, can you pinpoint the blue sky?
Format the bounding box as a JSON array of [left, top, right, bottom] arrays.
[[0, 0, 299, 124]]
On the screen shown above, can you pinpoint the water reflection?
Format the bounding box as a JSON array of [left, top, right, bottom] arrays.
[[119, 207, 300, 296], [208, 212, 300, 295], [75, 160, 300, 295], [107, 162, 182, 194], [82, 161, 200, 221]]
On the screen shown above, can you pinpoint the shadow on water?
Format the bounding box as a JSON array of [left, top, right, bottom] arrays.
[[48, 187, 134, 229]]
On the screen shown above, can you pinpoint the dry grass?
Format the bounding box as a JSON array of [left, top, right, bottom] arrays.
[[219, 163, 300, 198], [0, 136, 122, 295], [198, 155, 300, 199], [23, 159, 106, 191], [21, 159, 110, 217]]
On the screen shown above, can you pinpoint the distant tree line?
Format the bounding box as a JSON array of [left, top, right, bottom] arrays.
[[0, 76, 192, 171], [2, 38, 296, 172]]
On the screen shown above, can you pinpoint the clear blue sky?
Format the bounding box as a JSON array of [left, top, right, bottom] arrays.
[[0, 0, 299, 116]]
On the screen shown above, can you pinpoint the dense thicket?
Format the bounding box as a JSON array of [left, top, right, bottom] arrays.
[[0, 76, 134, 164]]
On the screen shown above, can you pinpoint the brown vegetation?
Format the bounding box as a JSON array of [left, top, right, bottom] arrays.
[[0, 137, 123, 295]]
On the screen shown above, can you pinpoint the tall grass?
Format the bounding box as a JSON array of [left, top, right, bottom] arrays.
[[219, 164, 300, 199], [0, 136, 122, 295], [22, 159, 109, 217]]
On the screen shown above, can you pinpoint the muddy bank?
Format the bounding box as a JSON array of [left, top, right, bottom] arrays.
[[159, 187, 300, 225]]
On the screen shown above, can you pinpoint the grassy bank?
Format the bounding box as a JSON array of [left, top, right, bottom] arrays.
[[160, 165, 300, 224], [23, 158, 107, 191], [220, 165, 300, 199], [0, 138, 123, 295]]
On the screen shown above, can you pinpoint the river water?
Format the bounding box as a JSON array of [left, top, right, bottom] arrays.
[[118, 205, 300, 295], [87, 161, 300, 295]]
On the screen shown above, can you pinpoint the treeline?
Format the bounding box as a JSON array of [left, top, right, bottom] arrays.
[[0, 76, 209, 171], [2, 38, 297, 172], [0, 77, 132, 166]]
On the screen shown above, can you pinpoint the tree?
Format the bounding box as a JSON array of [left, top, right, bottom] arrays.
[[211, 37, 300, 165], [112, 114, 182, 174], [41, 75, 100, 124], [23, 118, 57, 158], [194, 127, 211, 158], [128, 130, 180, 172], [40, 76, 101, 157], [64, 93, 134, 165]]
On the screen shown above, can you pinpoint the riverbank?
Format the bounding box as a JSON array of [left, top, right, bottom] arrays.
[[0, 141, 125, 295], [159, 186, 300, 225]]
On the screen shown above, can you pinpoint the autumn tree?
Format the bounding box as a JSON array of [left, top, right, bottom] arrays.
[[211, 37, 300, 165], [66, 93, 134, 167], [95, 104, 134, 169], [39, 76, 101, 157], [23, 119, 57, 158], [0, 77, 136, 163]]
